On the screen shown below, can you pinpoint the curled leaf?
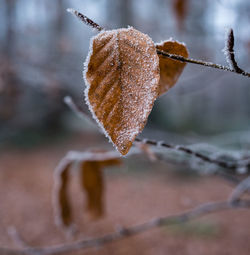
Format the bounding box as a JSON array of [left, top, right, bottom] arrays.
[[84, 27, 160, 155], [156, 40, 188, 96], [53, 150, 122, 227]]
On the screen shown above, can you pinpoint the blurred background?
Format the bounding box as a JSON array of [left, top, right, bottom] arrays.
[[0, 0, 250, 148], [1, 1, 250, 254]]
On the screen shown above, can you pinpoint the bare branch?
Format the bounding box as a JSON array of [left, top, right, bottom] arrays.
[[224, 28, 245, 74], [1, 200, 250, 255]]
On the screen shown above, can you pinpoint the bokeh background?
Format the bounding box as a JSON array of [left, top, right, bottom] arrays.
[[1, 1, 250, 254]]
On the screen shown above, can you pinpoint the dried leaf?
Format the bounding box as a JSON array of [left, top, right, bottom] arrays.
[[156, 40, 188, 96], [81, 161, 103, 218], [84, 27, 160, 155], [80, 158, 121, 218], [53, 151, 121, 227], [54, 160, 72, 227]]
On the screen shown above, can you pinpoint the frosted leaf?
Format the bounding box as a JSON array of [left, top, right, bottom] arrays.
[[84, 27, 160, 155], [156, 39, 188, 96], [54, 150, 121, 227]]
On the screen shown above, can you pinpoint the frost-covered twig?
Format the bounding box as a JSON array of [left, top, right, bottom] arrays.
[[66, 8, 103, 31], [64, 96, 250, 173], [135, 138, 250, 172], [224, 28, 245, 74], [67, 9, 250, 78], [1, 199, 250, 255], [156, 49, 250, 78]]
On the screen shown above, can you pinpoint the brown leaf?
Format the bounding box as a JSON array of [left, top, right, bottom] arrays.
[[54, 160, 72, 227], [84, 27, 160, 155], [80, 155, 121, 219], [156, 40, 188, 96], [53, 151, 121, 227], [81, 161, 103, 218]]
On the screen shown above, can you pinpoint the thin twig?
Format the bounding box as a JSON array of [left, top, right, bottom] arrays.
[[67, 9, 250, 78], [224, 28, 245, 74], [1, 200, 250, 255]]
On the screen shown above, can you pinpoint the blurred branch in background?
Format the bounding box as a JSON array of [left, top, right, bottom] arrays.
[[2, 200, 250, 254]]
